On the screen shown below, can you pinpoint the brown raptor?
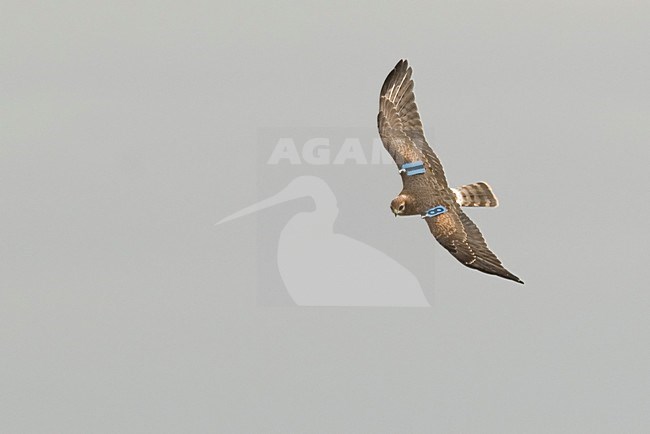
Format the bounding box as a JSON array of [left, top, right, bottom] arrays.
[[378, 59, 523, 284]]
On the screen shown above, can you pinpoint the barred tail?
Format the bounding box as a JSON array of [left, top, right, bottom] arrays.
[[452, 182, 499, 207]]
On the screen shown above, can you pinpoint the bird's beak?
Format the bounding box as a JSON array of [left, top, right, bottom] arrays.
[[216, 185, 299, 225]]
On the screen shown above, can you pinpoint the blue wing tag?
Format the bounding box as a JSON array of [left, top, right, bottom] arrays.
[[422, 205, 448, 218], [400, 161, 426, 176]]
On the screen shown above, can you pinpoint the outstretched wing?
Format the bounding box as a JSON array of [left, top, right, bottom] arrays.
[[377, 59, 449, 189], [425, 204, 523, 283]]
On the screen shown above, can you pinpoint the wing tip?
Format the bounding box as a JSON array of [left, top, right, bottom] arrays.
[[396, 58, 409, 68], [394, 58, 410, 76], [380, 59, 412, 97], [483, 266, 525, 284], [505, 273, 524, 284]]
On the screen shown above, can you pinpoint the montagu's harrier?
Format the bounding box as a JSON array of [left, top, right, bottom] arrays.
[[378, 59, 523, 284]]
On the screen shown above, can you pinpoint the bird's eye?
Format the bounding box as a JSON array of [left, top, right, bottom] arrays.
[[398, 204, 405, 211]]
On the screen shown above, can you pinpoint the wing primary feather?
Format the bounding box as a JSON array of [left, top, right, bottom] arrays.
[[377, 59, 450, 186], [425, 206, 524, 284]]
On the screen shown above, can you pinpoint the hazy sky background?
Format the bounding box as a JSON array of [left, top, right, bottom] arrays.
[[2, 1, 649, 432]]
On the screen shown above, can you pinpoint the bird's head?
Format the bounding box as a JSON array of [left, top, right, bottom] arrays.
[[390, 194, 412, 217]]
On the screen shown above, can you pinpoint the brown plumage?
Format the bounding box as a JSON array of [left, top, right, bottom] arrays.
[[455, 182, 499, 207], [377, 59, 523, 284]]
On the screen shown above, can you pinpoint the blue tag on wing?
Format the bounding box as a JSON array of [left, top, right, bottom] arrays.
[[422, 205, 448, 218], [400, 161, 426, 176]]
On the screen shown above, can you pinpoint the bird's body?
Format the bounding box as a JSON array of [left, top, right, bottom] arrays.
[[378, 60, 523, 284]]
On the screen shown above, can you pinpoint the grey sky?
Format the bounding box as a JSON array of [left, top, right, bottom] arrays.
[[2, 1, 649, 433]]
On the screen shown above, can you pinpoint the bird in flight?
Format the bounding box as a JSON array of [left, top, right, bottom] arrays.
[[377, 59, 523, 284]]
